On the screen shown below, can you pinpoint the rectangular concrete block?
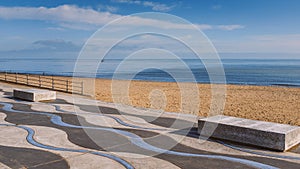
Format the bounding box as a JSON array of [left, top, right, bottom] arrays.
[[198, 115, 300, 151], [13, 89, 56, 102]]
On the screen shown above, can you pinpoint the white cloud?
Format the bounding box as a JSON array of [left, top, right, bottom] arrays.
[[0, 5, 121, 25], [251, 34, 300, 41], [58, 22, 98, 30], [106, 6, 119, 12], [217, 25, 245, 31], [111, 0, 176, 12], [46, 27, 65, 31], [213, 34, 300, 53], [97, 4, 119, 12], [112, 0, 141, 5], [32, 39, 80, 51], [212, 5, 222, 10], [0, 5, 244, 32], [142, 1, 175, 12], [196, 24, 213, 30]]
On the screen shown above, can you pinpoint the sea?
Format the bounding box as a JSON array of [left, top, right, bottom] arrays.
[[1, 58, 300, 87]]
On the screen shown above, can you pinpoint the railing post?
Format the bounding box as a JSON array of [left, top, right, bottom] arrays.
[[15, 72, 18, 83], [52, 76, 54, 89], [4, 71, 7, 81], [66, 80, 69, 92], [39, 75, 41, 87], [26, 74, 29, 85], [81, 81, 84, 95]]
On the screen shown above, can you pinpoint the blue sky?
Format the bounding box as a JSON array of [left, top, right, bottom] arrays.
[[0, 0, 300, 59]]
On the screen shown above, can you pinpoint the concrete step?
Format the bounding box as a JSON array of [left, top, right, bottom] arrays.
[[198, 115, 300, 151], [13, 89, 56, 102]]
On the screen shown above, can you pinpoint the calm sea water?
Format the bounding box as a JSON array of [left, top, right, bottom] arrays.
[[1, 58, 300, 87]]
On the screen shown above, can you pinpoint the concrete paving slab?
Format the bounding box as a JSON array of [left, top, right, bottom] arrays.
[[0, 162, 11, 169]]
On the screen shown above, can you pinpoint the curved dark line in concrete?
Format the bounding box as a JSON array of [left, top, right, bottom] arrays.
[[218, 141, 300, 160], [3, 101, 300, 168], [54, 105, 167, 131], [0, 102, 280, 169], [57, 102, 300, 162], [0, 124, 134, 169], [0, 143, 69, 169], [2, 102, 156, 150], [1, 89, 300, 168], [2, 101, 300, 169], [50, 99, 194, 129]]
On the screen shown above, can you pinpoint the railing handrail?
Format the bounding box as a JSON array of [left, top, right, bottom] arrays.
[[0, 71, 84, 95], [0, 72, 82, 84]]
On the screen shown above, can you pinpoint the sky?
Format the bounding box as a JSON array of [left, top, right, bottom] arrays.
[[0, 0, 300, 59]]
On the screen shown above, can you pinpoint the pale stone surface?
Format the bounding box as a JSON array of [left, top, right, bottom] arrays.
[[0, 113, 10, 125], [0, 125, 123, 169], [198, 115, 300, 151], [0, 163, 10, 169], [31, 125, 125, 169], [13, 89, 56, 101], [0, 126, 33, 148]]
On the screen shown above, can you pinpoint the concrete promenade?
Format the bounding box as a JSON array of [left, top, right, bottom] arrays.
[[0, 82, 300, 169]]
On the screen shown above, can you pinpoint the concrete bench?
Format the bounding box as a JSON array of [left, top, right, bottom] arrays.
[[198, 115, 300, 151], [13, 89, 56, 102]]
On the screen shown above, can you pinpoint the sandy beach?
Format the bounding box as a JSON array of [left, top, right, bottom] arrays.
[[1, 73, 299, 126], [91, 78, 300, 126]]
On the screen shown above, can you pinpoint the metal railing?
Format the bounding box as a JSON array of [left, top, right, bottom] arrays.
[[0, 71, 84, 95]]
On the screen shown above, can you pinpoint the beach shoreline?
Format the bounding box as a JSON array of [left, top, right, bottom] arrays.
[[1, 73, 299, 126]]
